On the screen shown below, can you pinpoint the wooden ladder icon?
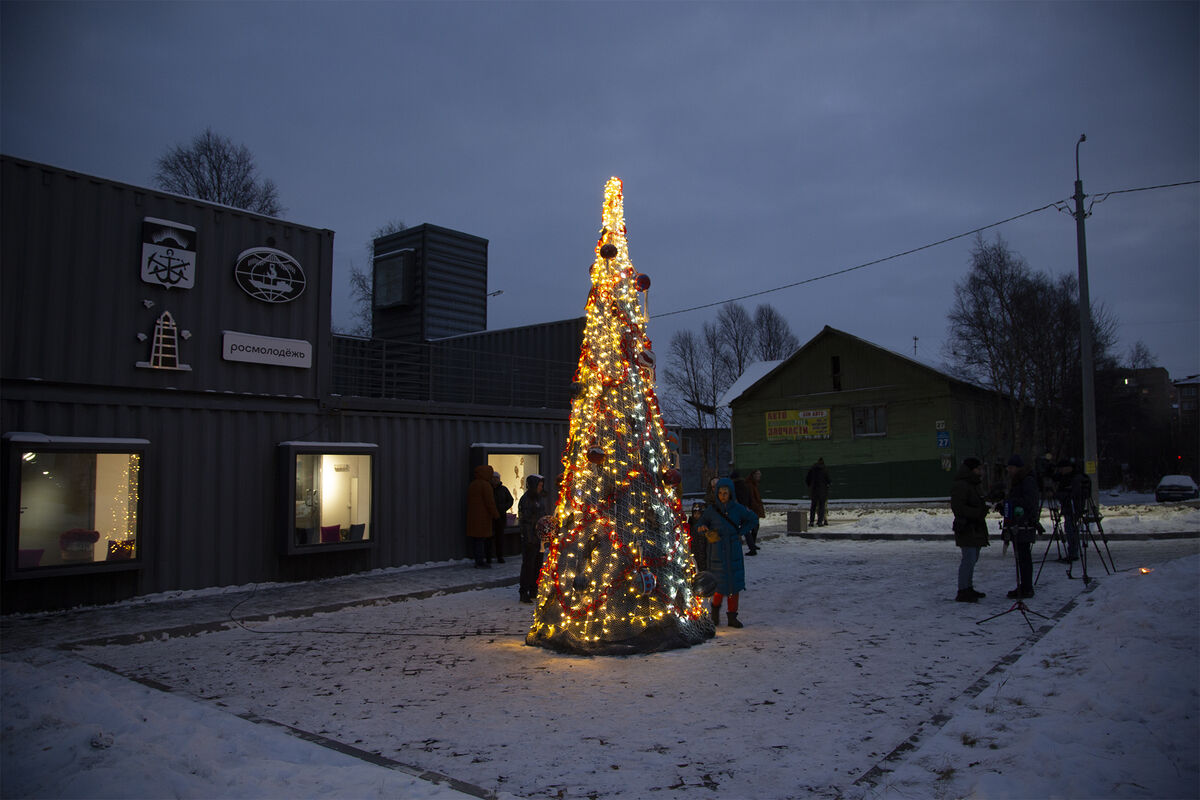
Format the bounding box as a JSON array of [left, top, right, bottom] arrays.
[[137, 311, 192, 371]]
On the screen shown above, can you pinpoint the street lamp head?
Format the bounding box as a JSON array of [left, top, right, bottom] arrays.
[[1078, 133, 1086, 144]]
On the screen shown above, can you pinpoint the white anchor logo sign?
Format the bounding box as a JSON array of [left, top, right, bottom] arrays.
[[141, 217, 197, 289]]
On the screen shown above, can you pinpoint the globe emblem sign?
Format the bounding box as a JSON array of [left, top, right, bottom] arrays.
[[233, 247, 306, 303]]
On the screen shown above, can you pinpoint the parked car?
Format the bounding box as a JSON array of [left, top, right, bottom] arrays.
[[1155, 475, 1199, 503]]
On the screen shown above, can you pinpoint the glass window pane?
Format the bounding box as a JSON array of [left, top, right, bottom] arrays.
[[17, 451, 141, 569], [293, 452, 372, 545], [487, 453, 540, 526]]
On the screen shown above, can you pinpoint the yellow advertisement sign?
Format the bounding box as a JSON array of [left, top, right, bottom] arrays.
[[765, 409, 831, 441]]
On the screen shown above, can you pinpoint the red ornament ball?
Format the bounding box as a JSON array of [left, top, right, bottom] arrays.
[[587, 446, 606, 464], [635, 274, 651, 291], [600, 243, 618, 260], [535, 515, 558, 541], [663, 468, 682, 486]]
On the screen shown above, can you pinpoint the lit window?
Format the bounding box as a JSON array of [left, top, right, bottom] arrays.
[[281, 443, 376, 553], [469, 444, 543, 522], [5, 435, 146, 575]]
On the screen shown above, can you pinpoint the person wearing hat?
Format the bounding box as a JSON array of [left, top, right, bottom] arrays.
[[696, 477, 755, 628], [951, 457, 990, 602], [1055, 459, 1085, 563], [806, 457, 832, 527], [1003, 454, 1041, 599]]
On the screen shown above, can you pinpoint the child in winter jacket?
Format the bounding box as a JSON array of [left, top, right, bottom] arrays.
[[696, 477, 756, 628]]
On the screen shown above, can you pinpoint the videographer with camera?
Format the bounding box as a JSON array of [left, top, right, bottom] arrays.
[[1055, 459, 1087, 564], [999, 454, 1041, 599]]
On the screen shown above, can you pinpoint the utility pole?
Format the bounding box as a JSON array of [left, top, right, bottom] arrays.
[[1073, 134, 1100, 503]]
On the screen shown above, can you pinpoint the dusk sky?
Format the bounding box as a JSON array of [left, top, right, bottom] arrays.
[[3, 1, 1197, 380]]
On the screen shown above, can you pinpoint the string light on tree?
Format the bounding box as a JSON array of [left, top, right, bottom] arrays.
[[525, 177, 713, 656]]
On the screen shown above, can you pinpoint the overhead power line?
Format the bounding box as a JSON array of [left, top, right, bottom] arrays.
[[1093, 178, 1200, 200], [653, 179, 1200, 320]]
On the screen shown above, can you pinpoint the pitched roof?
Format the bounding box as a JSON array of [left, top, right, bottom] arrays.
[[720, 325, 991, 405], [717, 360, 783, 408]]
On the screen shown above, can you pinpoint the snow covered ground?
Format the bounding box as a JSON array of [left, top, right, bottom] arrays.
[[2, 498, 1197, 800]]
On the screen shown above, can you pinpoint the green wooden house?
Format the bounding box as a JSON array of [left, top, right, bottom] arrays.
[[726, 326, 1013, 500]]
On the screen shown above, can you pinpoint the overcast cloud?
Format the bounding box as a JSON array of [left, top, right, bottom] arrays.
[[2, 1, 1196, 379]]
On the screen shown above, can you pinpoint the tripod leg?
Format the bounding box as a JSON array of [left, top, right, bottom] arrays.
[[1035, 531, 1055, 585], [1017, 602, 1052, 633], [1094, 520, 1116, 573], [1088, 525, 1114, 575]]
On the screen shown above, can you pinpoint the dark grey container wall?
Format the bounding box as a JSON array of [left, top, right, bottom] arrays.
[[0, 157, 334, 399], [2, 385, 567, 606], [428, 317, 584, 408], [371, 224, 488, 343], [2, 156, 578, 613], [434, 317, 585, 369], [333, 399, 568, 565]]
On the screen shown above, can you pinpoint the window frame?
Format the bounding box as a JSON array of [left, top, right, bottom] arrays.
[[852, 405, 888, 438], [372, 248, 414, 310], [278, 441, 378, 556], [3, 432, 149, 580], [468, 442, 544, 524]]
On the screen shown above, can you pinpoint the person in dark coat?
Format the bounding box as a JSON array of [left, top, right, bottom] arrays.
[[1002, 455, 1041, 599], [730, 470, 758, 555], [517, 473, 546, 603], [696, 477, 755, 628], [744, 469, 766, 555], [466, 465, 500, 568], [489, 472, 514, 564], [687, 501, 708, 573], [806, 458, 831, 526], [1055, 459, 1085, 563], [950, 457, 990, 602]]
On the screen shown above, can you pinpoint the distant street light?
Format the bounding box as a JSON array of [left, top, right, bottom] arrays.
[[1072, 134, 1099, 503]]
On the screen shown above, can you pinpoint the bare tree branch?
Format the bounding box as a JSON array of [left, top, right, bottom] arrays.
[[154, 128, 283, 216], [753, 304, 800, 361]]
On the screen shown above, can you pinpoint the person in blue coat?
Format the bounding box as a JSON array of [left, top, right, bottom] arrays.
[[696, 477, 756, 628]]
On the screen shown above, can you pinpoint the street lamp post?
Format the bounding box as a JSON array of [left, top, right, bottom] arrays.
[[1073, 134, 1100, 503]]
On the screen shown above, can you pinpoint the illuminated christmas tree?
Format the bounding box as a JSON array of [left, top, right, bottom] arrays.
[[526, 177, 714, 656]]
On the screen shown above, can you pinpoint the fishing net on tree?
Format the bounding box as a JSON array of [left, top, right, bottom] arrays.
[[525, 178, 714, 656]]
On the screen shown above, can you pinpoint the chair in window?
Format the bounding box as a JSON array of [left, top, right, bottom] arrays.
[[106, 539, 136, 560], [59, 529, 100, 562], [320, 524, 342, 543]]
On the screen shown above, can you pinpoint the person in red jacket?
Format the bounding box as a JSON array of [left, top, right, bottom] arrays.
[[466, 465, 499, 569]]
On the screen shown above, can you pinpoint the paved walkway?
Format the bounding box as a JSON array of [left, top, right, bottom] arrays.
[[1, 560, 522, 654], [3, 517, 1194, 653]]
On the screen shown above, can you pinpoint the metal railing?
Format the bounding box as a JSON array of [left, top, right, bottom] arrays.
[[332, 336, 576, 408]]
